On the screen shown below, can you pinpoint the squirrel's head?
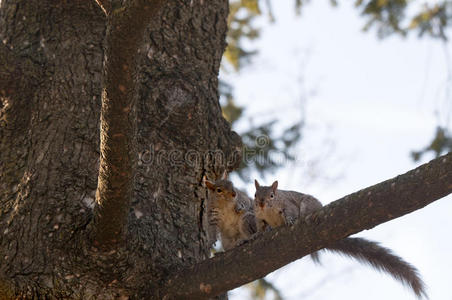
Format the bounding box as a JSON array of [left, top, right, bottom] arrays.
[[254, 179, 278, 208], [205, 179, 237, 204]]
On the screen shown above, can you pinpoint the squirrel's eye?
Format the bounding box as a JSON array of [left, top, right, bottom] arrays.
[[270, 193, 274, 198], [216, 188, 222, 193]]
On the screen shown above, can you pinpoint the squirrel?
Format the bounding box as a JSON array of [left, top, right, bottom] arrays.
[[204, 172, 257, 251], [254, 179, 427, 298]]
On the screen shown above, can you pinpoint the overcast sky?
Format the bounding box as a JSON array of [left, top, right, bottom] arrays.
[[223, 1, 452, 299]]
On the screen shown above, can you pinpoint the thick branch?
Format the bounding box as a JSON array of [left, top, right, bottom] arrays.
[[162, 152, 452, 299], [0, 42, 42, 97], [92, 0, 164, 248]]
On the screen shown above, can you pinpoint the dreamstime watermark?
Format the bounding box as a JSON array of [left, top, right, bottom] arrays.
[[137, 135, 301, 170], [138, 147, 239, 169]]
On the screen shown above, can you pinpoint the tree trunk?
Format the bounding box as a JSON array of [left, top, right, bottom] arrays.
[[0, 0, 239, 298], [2, 1, 452, 299]]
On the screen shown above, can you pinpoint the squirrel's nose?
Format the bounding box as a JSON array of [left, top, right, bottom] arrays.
[[231, 191, 236, 197]]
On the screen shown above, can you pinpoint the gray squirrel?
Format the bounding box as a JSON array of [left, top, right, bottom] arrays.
[[254, 179, 427, 298], [204, 172, 256, 250]]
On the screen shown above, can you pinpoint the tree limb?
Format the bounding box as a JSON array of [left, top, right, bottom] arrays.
[[161, 152, 452, 299], [92, 0, 164, 248], [0, 42, 42, 97]]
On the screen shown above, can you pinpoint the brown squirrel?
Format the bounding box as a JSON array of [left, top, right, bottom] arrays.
[[254, 180, 427, 298], [204, 173, 256, 251]]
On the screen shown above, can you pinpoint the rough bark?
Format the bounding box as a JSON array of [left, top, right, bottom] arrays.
[[0, 42, 43, 98], [162, 152, 452, 299], [94, 0, 112, 16], [1, 0, 239, 298], [0, 1, 106, 297], [92, 0, 165, 248]]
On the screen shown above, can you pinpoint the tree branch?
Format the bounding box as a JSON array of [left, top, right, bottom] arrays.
[[0, 42, 42, 97], [92, 0, 164, 248], [161, 152, 452, 299]]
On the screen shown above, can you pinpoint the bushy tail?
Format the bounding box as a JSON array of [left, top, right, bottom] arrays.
[[325, 237, 427, 298]]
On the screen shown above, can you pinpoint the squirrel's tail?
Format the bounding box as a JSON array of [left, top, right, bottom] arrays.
[[325, 237, 427, 298]]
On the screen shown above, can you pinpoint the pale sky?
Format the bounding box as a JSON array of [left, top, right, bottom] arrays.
[[223, 1, 452, 300]]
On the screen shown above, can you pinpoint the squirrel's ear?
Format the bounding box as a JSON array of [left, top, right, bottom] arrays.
[[221, 170, 228, 180], [271, 181, 278, 191], [254, 179, 260, 189], [205, 180, 215, 190]]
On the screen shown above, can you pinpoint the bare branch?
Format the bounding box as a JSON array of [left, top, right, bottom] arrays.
[[0, 42, 42, 97], [92, 0, 165, 249], [161, 152, 452, 299]]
